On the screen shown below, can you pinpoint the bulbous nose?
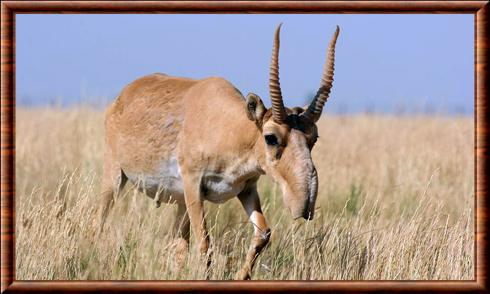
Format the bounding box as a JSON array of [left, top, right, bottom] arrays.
[[303, 166, 318, 220]]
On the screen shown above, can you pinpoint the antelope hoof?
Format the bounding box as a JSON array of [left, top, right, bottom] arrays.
[[198, 246, 213, 279], [235, 268, 251, 280], [173, 238, 189, 272]]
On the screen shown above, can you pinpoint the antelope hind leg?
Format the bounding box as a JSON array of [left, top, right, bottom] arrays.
[[172, 203, 190, 273], [98, 157, 127, 236]]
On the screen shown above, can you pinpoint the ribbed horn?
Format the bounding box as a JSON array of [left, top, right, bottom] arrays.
[[303, 25, 340, 123], [269, 23, 287, 124]]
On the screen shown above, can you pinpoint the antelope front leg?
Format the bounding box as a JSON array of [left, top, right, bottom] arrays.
[[182, 176, 212, 277], [235, 184, 271, 280]]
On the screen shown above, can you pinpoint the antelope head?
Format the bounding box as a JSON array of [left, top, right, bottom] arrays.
[[247, 24, 340, 220]]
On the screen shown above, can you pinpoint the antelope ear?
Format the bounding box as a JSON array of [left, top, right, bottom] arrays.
[[245, 93, 266, 125]]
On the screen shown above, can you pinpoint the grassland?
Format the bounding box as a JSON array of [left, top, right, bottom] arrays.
[[15, 107, 474, 280]]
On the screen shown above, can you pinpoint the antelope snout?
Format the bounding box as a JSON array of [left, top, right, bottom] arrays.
[[294, 167, 318, 221]]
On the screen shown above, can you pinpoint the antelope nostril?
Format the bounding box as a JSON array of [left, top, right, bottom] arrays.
[[303, 207, 314, 220], [302, 197, 313, 220]]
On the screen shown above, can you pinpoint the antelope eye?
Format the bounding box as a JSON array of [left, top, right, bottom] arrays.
[[264, 134, 279, 146]]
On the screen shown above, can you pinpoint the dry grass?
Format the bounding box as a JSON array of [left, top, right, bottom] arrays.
[[15, 107, 474, 280]]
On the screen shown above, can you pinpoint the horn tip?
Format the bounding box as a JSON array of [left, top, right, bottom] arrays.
[[276, 23, 283, 32]]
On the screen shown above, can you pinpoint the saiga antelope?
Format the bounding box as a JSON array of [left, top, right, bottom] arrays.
[[100, 24, 340, 279]]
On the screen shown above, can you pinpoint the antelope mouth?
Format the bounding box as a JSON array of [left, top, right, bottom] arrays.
[[292, 200, 314, 221]]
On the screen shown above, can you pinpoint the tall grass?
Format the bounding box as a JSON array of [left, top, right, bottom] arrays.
[[15, 107, 474, 280]]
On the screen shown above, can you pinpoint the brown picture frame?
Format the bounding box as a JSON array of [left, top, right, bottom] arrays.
[[1, 1, 488, 293]]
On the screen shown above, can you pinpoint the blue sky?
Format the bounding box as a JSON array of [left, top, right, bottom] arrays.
[[16, 14, 473, 114]]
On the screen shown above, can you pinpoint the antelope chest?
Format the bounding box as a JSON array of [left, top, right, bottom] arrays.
[[201, 172, 247, 203]]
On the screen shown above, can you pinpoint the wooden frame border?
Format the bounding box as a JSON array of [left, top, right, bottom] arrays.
[[1, 1, 488, 293]]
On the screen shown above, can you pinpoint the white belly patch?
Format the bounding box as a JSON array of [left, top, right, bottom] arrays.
[[125, 157, 184, 203], [124, 159, 250, 205]]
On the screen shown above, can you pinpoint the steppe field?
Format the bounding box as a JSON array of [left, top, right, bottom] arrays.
[[15, 107, 474, 280]]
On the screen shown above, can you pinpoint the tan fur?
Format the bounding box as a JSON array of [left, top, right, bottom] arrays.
[[105, 73, 192, 176]]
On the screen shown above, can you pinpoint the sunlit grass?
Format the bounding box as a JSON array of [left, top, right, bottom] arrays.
[[15, 107, 474, 280]]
